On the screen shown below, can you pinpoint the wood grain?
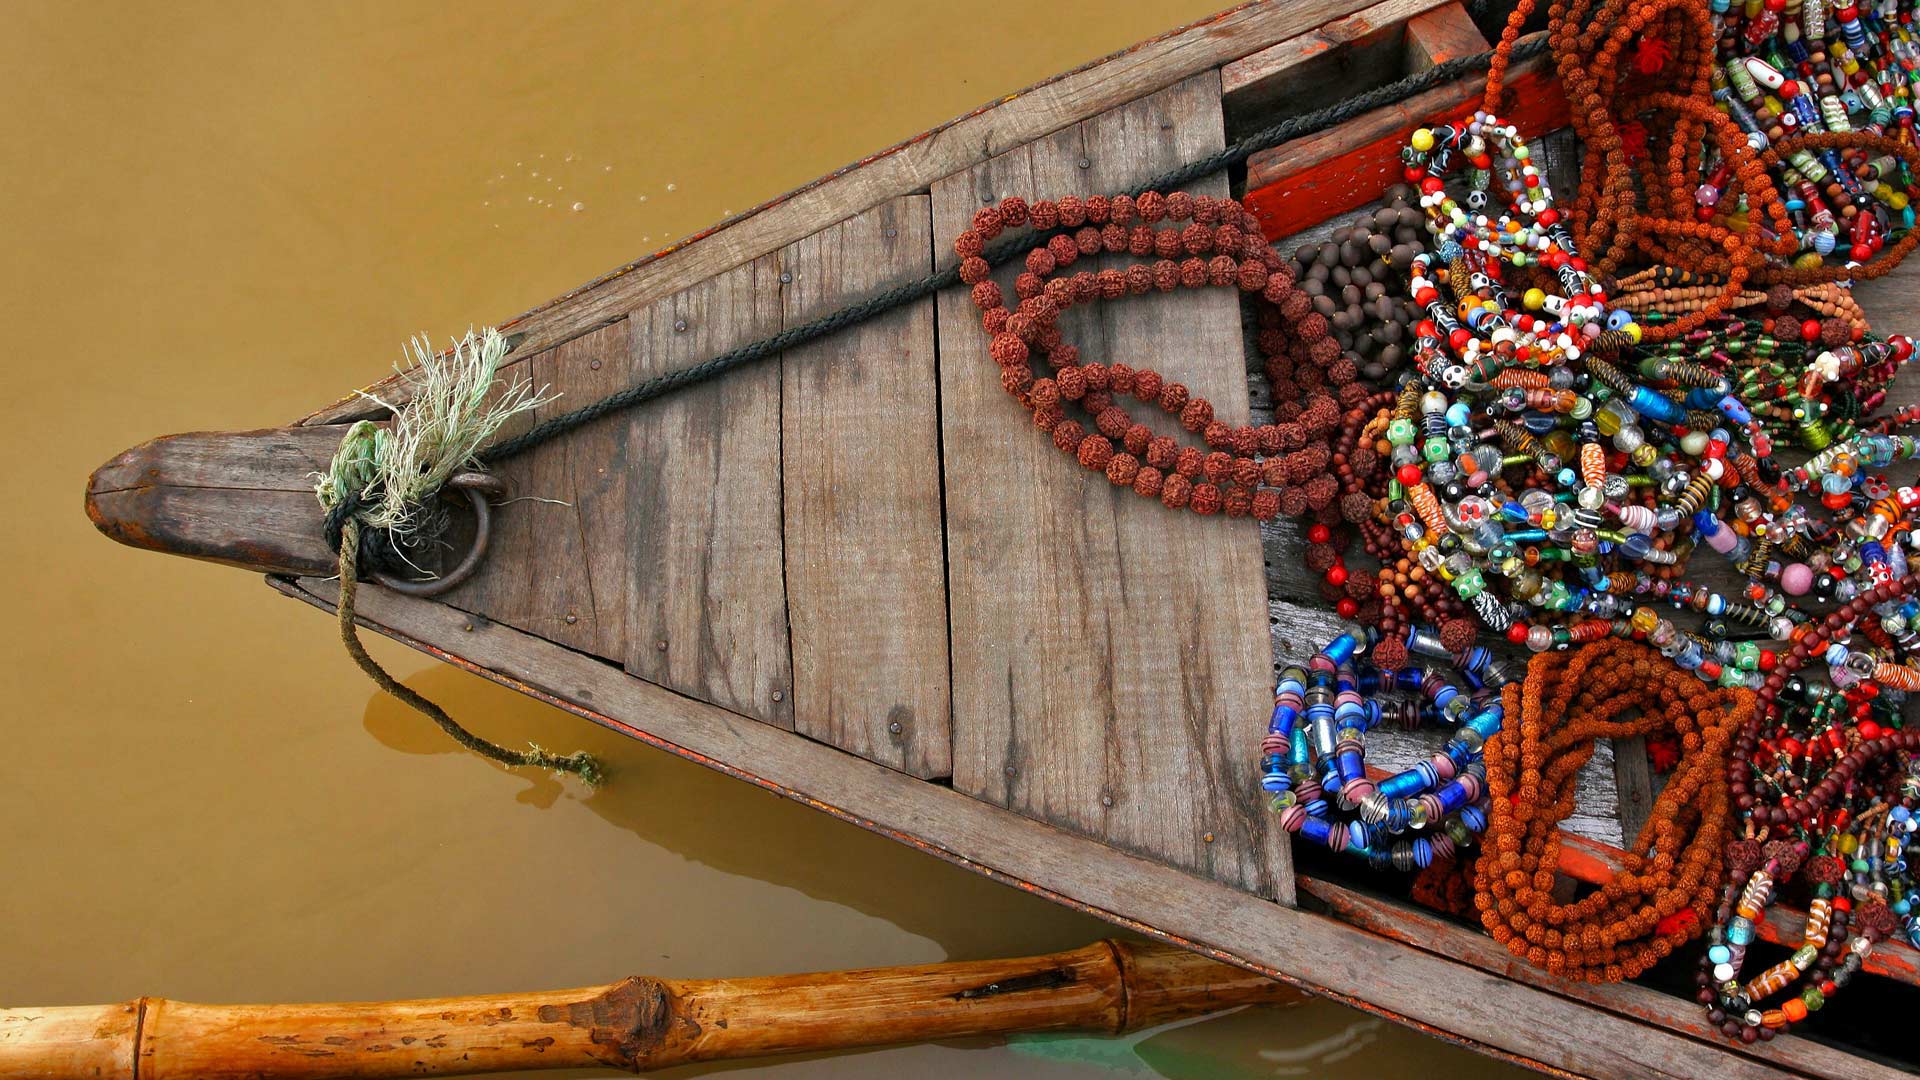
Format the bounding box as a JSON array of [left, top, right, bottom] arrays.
[[88, 427, 343, 494], [1403, 0, 1487, 70], [1218, 0, 1452, 134], [932, 72, 1290, 902], [0, 942, 1293, 1079], [622, 260, 792, 727], [274, 575, 1843, 1080], [295, 0, 1378, 428], [779, 198, 951, 777]]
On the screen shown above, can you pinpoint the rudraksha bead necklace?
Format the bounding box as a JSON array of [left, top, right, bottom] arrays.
[[1473, 639, 1748, 983], [955, 190, 1371, 523]]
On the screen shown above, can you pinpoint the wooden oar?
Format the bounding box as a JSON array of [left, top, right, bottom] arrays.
[[0, 939, 1298, 1079]]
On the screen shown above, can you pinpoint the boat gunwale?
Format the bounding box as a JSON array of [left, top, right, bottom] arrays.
[[268, 572, 1891, 1080]]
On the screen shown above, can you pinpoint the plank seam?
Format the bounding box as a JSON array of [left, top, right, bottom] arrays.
[[924, 195, 962, 784]]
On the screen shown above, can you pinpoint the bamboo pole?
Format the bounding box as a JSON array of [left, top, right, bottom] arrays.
[[0, 939, 1299, 1079]]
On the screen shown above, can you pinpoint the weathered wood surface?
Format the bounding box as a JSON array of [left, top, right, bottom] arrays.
[[85, 427, 343, 576], [0, 941, 1296, 1080], [1403, 0, 1488, 70], [1611, 735, 1655, 847], [932, 72, 1292, 901], [1218, 0, 1454, 134], [617, 259, 794, 726], [439, 324, 628, 659], [274, 575, 1836, 1080], [297, 0, 1380, 429], [779, 199, 951, 777]]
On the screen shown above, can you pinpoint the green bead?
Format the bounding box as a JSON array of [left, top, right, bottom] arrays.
[[1423, 437, 1450, 462], [1388, 418, 1418, 446], [1802, 987, 1824, 1011]]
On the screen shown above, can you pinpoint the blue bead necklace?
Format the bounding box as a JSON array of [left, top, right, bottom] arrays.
[[1259, 628, 1519, 869]]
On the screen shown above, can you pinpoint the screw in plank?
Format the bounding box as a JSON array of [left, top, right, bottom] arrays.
[[772, 689, 785, 703], [884, 228, 897, 238], [564, 613, 578, 625], [673, 318, 688, 332], [1101, 793, 1113, 807], [462, 622, 474, 632], [888, 721, 903, 734], [590, 358, 602, 370], [1077, 157, 1091, 169], [780, 271, 793, 284], [1203, 833, 1216, 843], [656, 640, 669, 651]]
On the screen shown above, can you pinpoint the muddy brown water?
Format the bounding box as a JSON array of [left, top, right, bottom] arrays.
[[3, 3, 1527, 1076]]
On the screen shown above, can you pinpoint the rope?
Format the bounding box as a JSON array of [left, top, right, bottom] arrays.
[[324, 33, 1546, 782], [481, 36, 1548, 466], [336, 517, 604, 784]]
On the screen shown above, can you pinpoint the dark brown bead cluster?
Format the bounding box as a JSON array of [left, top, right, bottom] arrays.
[[1287, 186, 1428, 382]]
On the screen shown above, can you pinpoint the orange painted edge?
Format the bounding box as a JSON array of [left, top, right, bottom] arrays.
[[1243, 64, 1570, 240]]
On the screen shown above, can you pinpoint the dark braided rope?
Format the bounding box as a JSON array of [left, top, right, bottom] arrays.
[[479, 36, 1546, 465]]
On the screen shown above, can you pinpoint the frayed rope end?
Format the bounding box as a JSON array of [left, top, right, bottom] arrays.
[[524, 744, 606, 787]]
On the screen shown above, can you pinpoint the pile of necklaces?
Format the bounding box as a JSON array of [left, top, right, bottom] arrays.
[[948, 0, 1920, 1044]]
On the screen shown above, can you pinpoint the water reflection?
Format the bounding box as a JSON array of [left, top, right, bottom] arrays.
[[360, 665, 1518, 1080]]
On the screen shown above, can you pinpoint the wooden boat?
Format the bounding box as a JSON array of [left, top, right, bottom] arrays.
[[82, 2, 1920, 1076]]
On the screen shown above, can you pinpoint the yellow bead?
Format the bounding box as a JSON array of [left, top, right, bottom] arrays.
[[1624, 322, 1642, 344], [1524, 288, 1546, 311], [1411, 128, 1435, 152]]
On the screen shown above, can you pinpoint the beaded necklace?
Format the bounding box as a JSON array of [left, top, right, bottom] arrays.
[[953, 190, 1403, 524], [1260, 629, 1520, 869], [1475, 639, 1749, 983], [1700, 570, 1920, 1040]]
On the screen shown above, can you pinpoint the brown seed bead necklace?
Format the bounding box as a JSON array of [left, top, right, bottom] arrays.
[[1472, 639, 1749, 983], [956, 191, 1360, 522]]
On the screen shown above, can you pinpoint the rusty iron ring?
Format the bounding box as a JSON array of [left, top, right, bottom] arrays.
[[371, 471, 508, 597]]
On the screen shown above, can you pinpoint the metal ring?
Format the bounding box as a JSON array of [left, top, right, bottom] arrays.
[[371, 472, 508, 597]]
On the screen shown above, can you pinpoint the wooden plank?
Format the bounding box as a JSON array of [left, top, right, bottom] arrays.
[[1611, 735, 1655, 847], [296, 0, 1378, 428], [435, 370, 544, 641], [932, 72, 1291, 901], [1242, 44, 1567, 239], [1403, 1, 1487, 70], [1219, 0, 1452, 134], [778, 197, 951, 777], [623, 260, 793, 727], [273, 575, 1836, 1080], [497, 322, 633, 659]]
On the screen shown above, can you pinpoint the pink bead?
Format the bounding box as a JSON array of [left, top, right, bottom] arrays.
[[1781, 562, 1814, 596], [1279, 806, 1307, 832]]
